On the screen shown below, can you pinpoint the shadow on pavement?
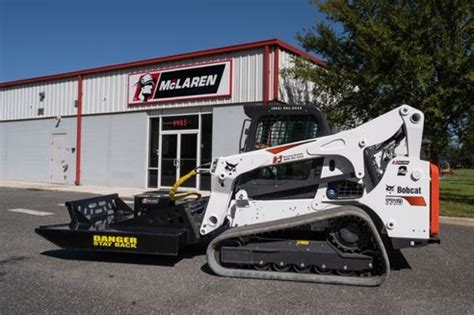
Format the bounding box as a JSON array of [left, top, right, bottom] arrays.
[[388, 250, 411, 270], [41, 244, 208, 267], [200, 263, 215, 276]]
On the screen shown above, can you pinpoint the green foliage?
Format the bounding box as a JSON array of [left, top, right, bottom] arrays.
[[293, 0, 473, 158], [459, 123, 474, 166], [440, 169, 474, 218]]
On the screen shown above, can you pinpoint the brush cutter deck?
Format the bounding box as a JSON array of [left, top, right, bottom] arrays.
[[35, 193, 208, 256]]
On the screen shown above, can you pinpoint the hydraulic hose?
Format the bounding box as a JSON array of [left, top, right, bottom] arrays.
[[168, 163, 212, 201], [169, 169, 201, 201]]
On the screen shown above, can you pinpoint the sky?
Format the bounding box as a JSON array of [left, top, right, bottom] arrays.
[[0, 0, 328, 83]]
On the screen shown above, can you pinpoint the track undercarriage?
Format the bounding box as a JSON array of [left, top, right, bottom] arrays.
[[207, 207, 390, 286]]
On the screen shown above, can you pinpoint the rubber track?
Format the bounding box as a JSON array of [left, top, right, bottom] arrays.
[[206, 206, 390, 286]]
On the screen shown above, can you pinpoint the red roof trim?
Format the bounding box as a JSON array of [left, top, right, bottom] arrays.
[[0, 39, 326, 88], [275, 39, 326, 67]]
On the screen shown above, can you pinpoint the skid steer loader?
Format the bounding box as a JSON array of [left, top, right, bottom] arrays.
[[36, 104, 440, 286]]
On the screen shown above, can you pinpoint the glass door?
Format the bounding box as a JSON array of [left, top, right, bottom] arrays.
[[160, 134, 178, 187], [152, 113, 211, 190], [179, 133, 197, 188], [159, 132, 198, 189]]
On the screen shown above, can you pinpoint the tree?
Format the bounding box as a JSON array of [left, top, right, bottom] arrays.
[[292, 0, 473, 162]]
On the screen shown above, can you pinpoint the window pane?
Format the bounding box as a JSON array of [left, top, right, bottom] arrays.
[[149, 118, 160, 167], [148, 169, 158, 188], [200, 114, 213, 190], [253, 115, 320, 150], [201, 114, 213, 163], [162, 115, 198, 130]]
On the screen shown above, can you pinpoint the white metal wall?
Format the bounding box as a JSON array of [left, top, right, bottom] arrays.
[[0, 47, 315, 122], [82, 49, 265, 115], [0, 117, 77, 183], [0, 49, 267, 121], [0, 78, 78, 121], [278, 49, 316, 105], [80, 112, 147, 187], [212, 105, 247, 158]]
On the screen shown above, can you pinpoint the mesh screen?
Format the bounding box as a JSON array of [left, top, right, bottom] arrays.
[[254, 115, 319, 149]]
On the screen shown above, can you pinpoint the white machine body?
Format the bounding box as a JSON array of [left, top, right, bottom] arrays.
[[200, 105, 433, 241]]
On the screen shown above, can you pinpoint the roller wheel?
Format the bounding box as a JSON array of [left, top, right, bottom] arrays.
[[293, 264, 312, 273], [336, 269, 356, 276], [313, 265, 332, 275], [254, 262, 271, 271], [272, 262, 291, 272]]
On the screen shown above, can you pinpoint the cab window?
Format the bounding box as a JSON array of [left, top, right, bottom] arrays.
[[254, 115, 319, 149]]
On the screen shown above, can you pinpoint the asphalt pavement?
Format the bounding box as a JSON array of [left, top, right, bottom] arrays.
[[0, 187, 472, 314]]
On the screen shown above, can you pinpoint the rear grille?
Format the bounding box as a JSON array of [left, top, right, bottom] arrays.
[[327, 180, 364, 199]]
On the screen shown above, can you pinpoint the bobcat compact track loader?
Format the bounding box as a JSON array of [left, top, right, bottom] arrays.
[[36, 104, 440, 286]]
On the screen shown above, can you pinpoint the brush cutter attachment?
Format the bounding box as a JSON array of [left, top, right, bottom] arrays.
[[35, 193, 208, 256]]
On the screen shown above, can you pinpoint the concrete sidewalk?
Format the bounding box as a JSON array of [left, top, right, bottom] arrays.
[[0, 180, 147, 198], [0, 179, 472, 226], [439, 216, 474, 227]]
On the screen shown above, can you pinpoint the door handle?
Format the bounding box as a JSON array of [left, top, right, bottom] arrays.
[[173, 159, 178, 167]]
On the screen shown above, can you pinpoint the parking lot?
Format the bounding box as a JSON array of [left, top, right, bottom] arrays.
[[0, 187, 473, 314]]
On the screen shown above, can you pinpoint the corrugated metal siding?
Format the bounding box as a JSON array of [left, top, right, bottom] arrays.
[[279, 49, 316, 105], [0, 123, 5, 179], [212, 105, 247, 158], [0, 118, 77, 183], [269, 48, 276, 101], [81, 112, 147, 187], [0, 48, 268, 121], [0, 92, 3, 121], [82, 49, 264, 115], [0, 78, 77, 121]]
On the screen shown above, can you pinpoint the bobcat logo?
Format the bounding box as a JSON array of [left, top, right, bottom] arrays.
[[386, 185, 395, 193]]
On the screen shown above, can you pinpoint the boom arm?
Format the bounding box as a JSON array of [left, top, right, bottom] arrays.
[[199, 105, 425, 235]]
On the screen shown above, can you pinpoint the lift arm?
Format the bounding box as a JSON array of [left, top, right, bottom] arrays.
[[199, 105, 425, 235]]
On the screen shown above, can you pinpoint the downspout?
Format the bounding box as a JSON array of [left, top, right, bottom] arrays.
[[75, 74, 83, 185], [263, 45, 270, 104], [273, 46, 279, 101]]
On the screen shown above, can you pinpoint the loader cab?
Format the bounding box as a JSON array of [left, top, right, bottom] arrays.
[[239, 102, 331, 153], [236, 103, 332, 200]]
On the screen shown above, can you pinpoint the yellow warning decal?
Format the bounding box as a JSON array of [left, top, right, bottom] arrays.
[[93, 235, 138, 249], [296, 240, 310, 246]]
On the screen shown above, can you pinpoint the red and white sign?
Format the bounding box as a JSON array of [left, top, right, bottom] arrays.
[[128, 60, 232, 106]]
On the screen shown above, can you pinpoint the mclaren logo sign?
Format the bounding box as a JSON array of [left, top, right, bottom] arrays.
[[128, 61, 231, 105]]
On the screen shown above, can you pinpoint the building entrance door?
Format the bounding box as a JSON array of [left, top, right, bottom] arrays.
[[159, 132, 198, 188], [148, 113, 212, 190], [51, 134, 66, 184]]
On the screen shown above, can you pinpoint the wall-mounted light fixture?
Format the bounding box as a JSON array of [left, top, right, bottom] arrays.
[[55, 115, 62, 128], [38, 91, 46, 116]]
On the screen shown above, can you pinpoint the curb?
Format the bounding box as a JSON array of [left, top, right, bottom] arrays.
[[0, 181, 146, 199], [440, 216, 474, 227]]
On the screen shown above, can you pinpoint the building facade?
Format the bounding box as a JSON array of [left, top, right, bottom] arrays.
[[0, 39, 324, 190]]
